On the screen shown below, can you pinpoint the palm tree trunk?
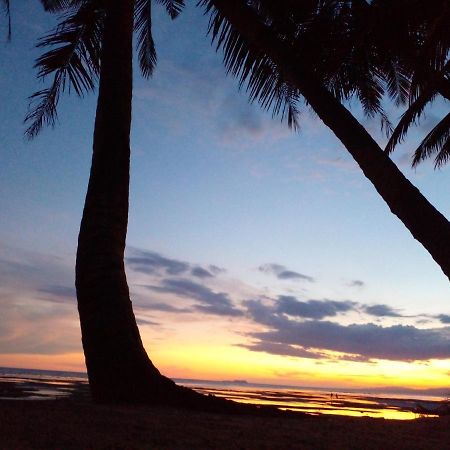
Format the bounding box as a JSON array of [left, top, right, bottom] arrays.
[[74, 0, 238, 409], [211, 0, 450, 281], [75, 0, 174, 403]]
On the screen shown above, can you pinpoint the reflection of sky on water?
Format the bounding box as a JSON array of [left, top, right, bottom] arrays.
[[0, 371, 444, 420], [189, 386, 441, 420], [0, 375, 83, 401]]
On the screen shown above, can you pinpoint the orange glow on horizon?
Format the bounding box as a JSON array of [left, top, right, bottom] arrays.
[[1, 343, 449, 392], [0, 353, 86, 373]]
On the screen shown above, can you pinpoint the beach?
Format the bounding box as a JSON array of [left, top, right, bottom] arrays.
[[1, 376, 449, 449], [1, 393, 450, 449]]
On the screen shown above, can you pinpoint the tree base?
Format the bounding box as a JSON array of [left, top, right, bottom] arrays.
[[93, 372, 298, 417]]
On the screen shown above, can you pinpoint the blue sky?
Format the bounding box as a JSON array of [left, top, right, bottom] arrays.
[[0, 1, 449, 388]]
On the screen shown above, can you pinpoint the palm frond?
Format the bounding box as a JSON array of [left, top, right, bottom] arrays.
[[134, 0, 185, 78], [384, 59, 411, 106], [134, 0, 156, 78], [385, 84, 439, 154], [25, 1, 104, 138], [39, 0, 75, 12], [412, 112, 450, 168], [155, 0, 185, 19], [201, 0, 300, 130], [1, 0, 11, 40]]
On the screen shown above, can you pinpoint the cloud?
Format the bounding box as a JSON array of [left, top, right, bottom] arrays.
[[126, 249, 190, 276], [349, 280, 365, 288], [218, 94, 265, 141], [209, 265, 226, 275], [136, 302, 192, 314], [363, 304, 402, 317], [436, 314, 450, 324], [145, 278, 243, 317], [0, 291, 80, 355], [0, 247, 82, 355], [191, 267, 214, 279], [38, 285, 76, 303], [240, 341, 324, 359], [244, 300, 450, 361], [276, 296, 356, 320], [136, 318, 160, 327], [126, 248, 224, 280], [258, 264, 314, 282]]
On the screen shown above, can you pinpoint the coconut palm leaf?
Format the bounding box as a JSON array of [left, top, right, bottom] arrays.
[[28, 0, 185, 136], [204, 0, 302, 129], [385, 60, 449, 154], [156, 0, 184, 19], [385, 85, 439, 154], [134, 1, 185, 78], [40, 0, 75, 12], [135, 0, 157, 78], [25, 1, 104, 138], [412, 112, 450, 168]]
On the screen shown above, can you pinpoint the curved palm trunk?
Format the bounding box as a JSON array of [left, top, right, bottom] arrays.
[[75, 0, 241, 409], [75, 0, 175, 403], [212, 0, 450, 281]]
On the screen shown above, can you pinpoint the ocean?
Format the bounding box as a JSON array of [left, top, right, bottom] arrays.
[[0, 367, 447, 420]]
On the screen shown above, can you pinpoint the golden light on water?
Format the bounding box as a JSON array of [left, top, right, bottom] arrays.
[[190, 386, 442, 421]]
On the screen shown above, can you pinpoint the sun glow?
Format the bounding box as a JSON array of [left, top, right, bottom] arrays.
[[145, 336, 450, 390]]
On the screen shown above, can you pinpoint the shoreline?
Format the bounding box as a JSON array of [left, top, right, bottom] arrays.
[[1, 379, 450, 449], [1, 395, 449, 449]]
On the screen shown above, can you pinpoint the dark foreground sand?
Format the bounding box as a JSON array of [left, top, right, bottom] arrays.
[[1, 396, 450, 450], [0, 380, 449, 450]]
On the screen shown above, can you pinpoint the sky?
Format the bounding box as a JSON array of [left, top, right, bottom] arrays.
[[0, 1, 449, 392]]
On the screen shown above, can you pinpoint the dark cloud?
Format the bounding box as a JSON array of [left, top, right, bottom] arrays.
[[244, 300, 450, 361], [136, 318, 160, 327], [276, 296, 356, 320], [349, 280, 364, 288], [220, 94, 264, 139], [126, 249, 190, 276], [191, 267, 214, 278], [436, 314, 450, 324], [145, 278, 243, 317], [136, 302, 192, 314], [208, 265, 226, 275], [258, 264, 314, 282], [363, 304, 402, 317], [126, 248, 224, 280]]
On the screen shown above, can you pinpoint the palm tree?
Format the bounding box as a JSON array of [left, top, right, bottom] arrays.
[[26, 0, 449, 405], [381, 0, 450, 167], [201, 0, 450, 280], [25, 0, 219, 405]]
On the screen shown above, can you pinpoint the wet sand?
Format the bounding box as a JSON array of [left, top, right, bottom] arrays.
[[1, 381, 449, 449]]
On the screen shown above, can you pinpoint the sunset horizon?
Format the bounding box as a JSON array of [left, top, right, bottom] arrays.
[[0, 0, 450, 436]]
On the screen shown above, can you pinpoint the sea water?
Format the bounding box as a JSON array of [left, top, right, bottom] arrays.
[[0, 367, 445, 420]]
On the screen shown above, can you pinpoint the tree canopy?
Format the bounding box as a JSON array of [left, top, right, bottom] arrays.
[[202, 0, 449, 166]]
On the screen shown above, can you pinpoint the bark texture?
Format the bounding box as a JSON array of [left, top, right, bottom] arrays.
[[74, 0, 253, 410], [212, 0, 450, 281], [75, 0, 172, 403]]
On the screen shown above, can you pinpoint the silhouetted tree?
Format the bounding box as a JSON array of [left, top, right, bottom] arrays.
[[381, 0, 450, 166], [202, 0, 450, 280], [25, 0, 449, 405], [26, 0, 215, 405]]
